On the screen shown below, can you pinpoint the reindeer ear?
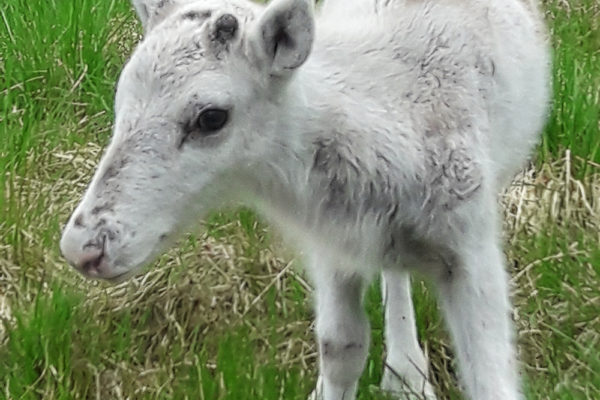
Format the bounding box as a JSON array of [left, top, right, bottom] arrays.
[[131, 0, 179, 33], [248, 0, 315, 77]]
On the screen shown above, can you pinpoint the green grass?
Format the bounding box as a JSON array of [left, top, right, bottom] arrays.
[[1, 0, 599, 399], [0, 285, 312, 399], [540, 0, 600, 172], [0, 0, 134, 156]]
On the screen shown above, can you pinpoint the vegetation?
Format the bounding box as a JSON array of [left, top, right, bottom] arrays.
[[1, 0, 598, 399]]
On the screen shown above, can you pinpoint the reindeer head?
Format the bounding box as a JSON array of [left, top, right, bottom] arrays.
[[60, 0, 315, 281]]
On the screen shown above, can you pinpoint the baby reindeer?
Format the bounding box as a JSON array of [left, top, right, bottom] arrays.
[[60, 0, 550, 398]]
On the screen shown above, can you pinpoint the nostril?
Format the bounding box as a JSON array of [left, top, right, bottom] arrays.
[[102, 227, 118, 242], [78, 234, 107, 275]]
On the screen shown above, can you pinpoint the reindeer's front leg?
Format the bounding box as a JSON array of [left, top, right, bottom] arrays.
[[381, 268, 436, 399], [308, 254, 369, 400]]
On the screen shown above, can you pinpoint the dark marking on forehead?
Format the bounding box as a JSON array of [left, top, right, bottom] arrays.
[[213, 14, 239, 43], [208, 13, 239, 60], [145, 7, 252, 73], [182, 10, 212, 21]]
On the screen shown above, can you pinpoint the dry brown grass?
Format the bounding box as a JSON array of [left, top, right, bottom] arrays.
[[502, 151, 599, 237]]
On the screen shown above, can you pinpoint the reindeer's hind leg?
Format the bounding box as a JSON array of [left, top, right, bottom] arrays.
[[308, 253, 370, 400], [380, 268, 436, 399], [434, 215, 521, 400]]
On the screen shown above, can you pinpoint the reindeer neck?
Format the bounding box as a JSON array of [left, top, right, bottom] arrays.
[[239, 55, 423, 222]]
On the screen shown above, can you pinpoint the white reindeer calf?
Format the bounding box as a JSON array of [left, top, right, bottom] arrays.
[[61, 0, 550, 399]]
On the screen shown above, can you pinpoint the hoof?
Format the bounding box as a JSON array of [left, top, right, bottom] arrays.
[[380, 370, 437, 400]]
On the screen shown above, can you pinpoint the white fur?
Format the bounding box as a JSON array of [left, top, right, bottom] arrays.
[[60, 0, 550, 399]]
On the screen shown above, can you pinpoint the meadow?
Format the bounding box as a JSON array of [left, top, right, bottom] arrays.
[[0, 0, 599, 399]]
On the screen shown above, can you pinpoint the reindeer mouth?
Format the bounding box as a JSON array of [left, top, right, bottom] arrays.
[[101, 249, 162, 284]]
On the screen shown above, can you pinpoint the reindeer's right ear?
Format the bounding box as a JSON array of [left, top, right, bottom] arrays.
[[131, 0, 178, 33]]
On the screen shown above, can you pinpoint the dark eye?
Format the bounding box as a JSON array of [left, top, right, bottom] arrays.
[[197, 108, 229, 133]]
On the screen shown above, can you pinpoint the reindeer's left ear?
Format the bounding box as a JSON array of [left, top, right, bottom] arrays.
[[248, 0, 315, 78], [131, 0, 179, 33]]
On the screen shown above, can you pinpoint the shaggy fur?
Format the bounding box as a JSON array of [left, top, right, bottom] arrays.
[[60, 0, 550, 399]]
